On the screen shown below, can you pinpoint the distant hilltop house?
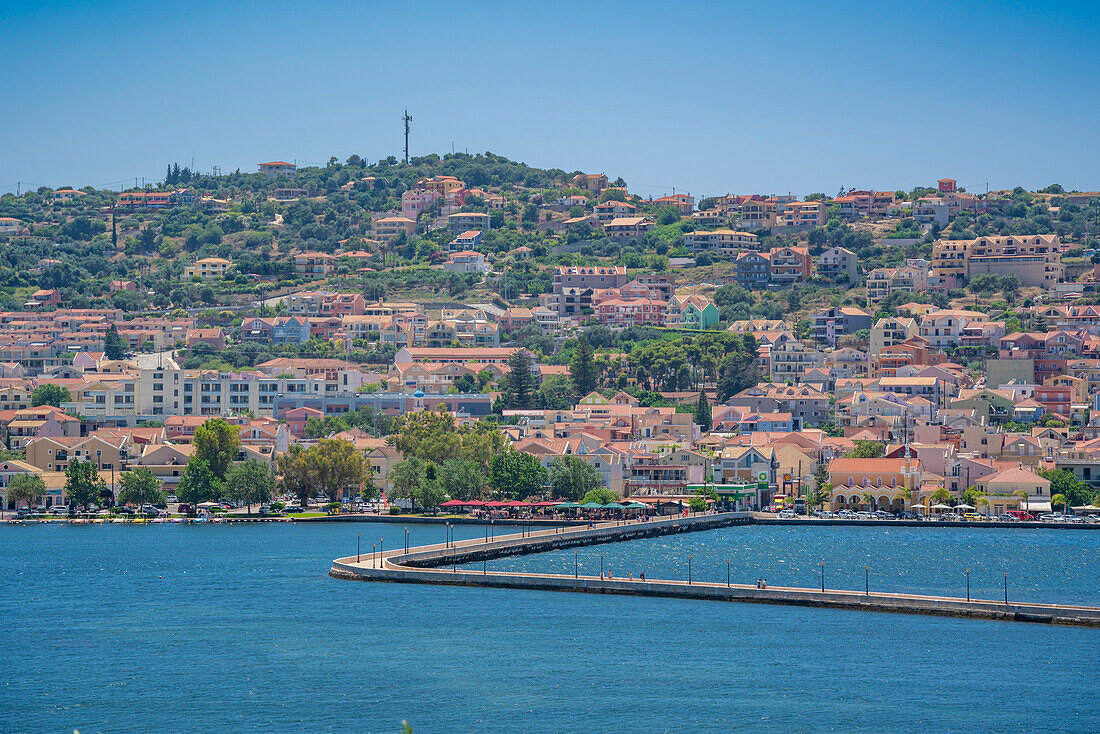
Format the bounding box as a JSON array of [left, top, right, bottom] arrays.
[[571, 173, 609, 193], [116, 189, 195, 209], [372, 216, 417, 242], [51, 189, 86, 203], [259, 161, 297, 179], [294, 252, 336, 276], [0, 217, 27, 235], [184, 257, 231, 280]]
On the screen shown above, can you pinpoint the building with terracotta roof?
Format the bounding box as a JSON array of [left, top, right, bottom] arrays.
[[259, 161, 297, 178]]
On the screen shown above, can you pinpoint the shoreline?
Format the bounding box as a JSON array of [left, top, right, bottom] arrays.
[[3, 512, 1098, 530]]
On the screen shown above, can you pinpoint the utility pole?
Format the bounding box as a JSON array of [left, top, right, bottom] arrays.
[[403, 110, 412, 164]]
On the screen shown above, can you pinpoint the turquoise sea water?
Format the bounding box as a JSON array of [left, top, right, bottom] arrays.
[[2, 522, 1097, 733]]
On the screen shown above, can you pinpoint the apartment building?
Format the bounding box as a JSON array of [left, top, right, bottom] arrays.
[[604, 216, 654, 240], [184, 257, 231, 280], [768, 247, 811, 285], [446, 212, 491, 234], [866, 265, 929, 305], [593, 201, 637, 225], [812, 307, 872, 345], [259, 161, 297, 178], [400, 188, 441, 220], [372, 216, 417, 241], [597, 299, 667, 329], [683, 229, 759, 255], [817, 247, 859, 283], [777, 201, 826, 227], [931, 234, 1063, 288], [293, 252, 336, 276], [870, 317, 919, 355]]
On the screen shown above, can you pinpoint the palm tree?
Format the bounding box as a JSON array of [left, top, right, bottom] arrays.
[[1052, 493, 1069, 514], [894, 487, 913, 513], [861, 491, 876, 512], [1013, 488, 1029, 515]]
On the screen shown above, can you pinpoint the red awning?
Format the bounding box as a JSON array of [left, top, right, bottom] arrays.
[[440, 500, 467, 507]]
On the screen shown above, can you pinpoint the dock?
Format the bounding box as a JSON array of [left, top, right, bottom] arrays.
[[331, 512, 1100, 627]]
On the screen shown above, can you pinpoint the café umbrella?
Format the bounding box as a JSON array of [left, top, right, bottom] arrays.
[[602, 502, 625, 509], [580, 502, 604, 509]]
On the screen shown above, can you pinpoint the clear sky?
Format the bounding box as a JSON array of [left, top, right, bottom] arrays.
[[2, 0, 1098, 198]]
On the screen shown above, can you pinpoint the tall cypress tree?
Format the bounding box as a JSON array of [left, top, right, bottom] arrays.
[[694, 392, 712, 432], [569, 338, 597, 396], [506, 349, 536, 409], [103, 324, 126, 360]]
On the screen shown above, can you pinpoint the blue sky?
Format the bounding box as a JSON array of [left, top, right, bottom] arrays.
[[2, 1, 1098, 197]]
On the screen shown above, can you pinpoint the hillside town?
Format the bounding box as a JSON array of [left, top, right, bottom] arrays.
[[2, 156, 1100, 520]]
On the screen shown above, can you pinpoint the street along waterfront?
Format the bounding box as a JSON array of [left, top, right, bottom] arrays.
[[3, 521, 1097, 733]]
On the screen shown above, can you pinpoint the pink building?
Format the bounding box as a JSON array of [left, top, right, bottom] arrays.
[[597, 299, 667, 328], [401, 189, 441, 221]]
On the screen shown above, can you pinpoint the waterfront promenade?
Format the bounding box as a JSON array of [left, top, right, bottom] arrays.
[[332, 512, 1100, 627]]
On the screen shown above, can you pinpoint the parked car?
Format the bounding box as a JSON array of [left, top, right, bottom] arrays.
[[837, 509, 857, 519], [939, 513, 961, 521], [166, 495, 179, 504], [962, 513, 984, 522], [855, 511, 875, 519], [873, 510, 894, 520], [1006, 510, 1034, 521], [285, 505, 303, 513], [177, 504, 195, 516], [777, 509, 797, 519], [995, 514, 1018, 522], [49, 505, 69, 515]]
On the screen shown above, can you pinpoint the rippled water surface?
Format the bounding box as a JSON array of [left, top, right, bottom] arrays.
[[2, 522, 1097, 733]]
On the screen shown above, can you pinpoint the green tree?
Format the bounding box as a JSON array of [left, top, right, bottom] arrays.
[[694, 392, 711, 432], [1051, 493, 1069, 513], [103, 324, 127, 360], [65, 459, 106, 510], [439, 458, 485, 501], [278, 438, 367, 506], [931, 486, 952, 505], [489, 450, 547, 500], [224, 460, 276, 513], [304, 415, 347, 439], [31, 384, 71, 408], [389, 410, 506, 468], [846, 440, 885, 459], [389, 457, 428, 510], [116, 467, 165, 508], [177, 457, 221, 505], [547, 455, 603, 501], [416, 462, 446, 510], [502, 349, 536, 409], [5, 473, 46, 509], [1037, 468, 1092, 509], [580, 487, 619, 505], [193, 418, 242, 480], [962, 486, 986, 509], [536, 374, 576, 410], [569, 338, 597, 396]]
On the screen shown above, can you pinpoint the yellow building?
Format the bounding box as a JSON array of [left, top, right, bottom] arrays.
[[184, 257, 231, 280]]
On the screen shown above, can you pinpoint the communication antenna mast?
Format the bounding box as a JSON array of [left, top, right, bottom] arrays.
[[403, 110, 412, 164]]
